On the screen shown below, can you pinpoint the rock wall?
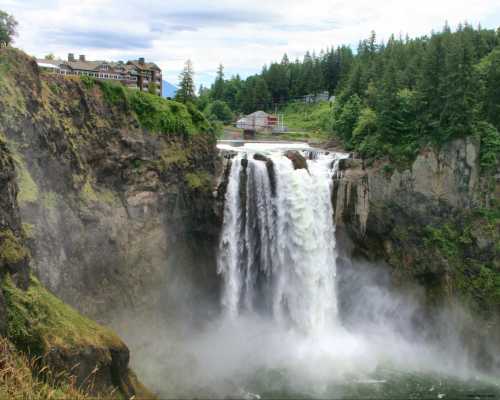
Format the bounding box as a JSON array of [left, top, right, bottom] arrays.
[[332, 136, 500, 369], [0, 47, 222, 397], [0, 48, 221, 322]]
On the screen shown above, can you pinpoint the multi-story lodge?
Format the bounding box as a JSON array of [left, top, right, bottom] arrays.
[[36, 53, 162, 96]]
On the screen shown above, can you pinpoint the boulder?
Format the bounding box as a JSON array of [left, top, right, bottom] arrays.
[[284, 151, 308, 171]]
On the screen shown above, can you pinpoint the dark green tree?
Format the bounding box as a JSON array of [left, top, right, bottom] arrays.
[[212, 64, 225, 100], [175, 60, 196, 104], [205, 100, 234, 124]]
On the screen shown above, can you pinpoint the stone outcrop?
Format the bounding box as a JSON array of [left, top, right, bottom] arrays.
[[0, 48, 221, 322], [333, 136, 500, 370], [333, 137, 482, 258], [285, 150, 309, 171]]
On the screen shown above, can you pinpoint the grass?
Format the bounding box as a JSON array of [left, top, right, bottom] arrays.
[[128, 91, 214, 137], [0, 338, 96, 400], [277, 101, 333, 140]]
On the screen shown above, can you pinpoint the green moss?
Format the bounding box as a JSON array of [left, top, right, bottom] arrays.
[[185, 171, 212, 192], [0, 50, 28, 125], [159, 143, 189, 170], [21, 223, 36, 240], [41, 191, 59, 209], [0, 229, 28, 265], [80, 181, 98, 203], [2, 275, 124, 355], [96, 188, 120, 207], [14, 156, 39, 205], [422, 213, 500, 318]]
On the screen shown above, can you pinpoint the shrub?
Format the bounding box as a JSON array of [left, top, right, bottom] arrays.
[[97, 80, 128, 109], [476, 121, 500, 173], [205, 100, 234, 124]]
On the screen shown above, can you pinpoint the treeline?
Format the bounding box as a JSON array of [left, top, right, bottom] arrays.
[[198, 46, 353, 115], [197, 23, 500, 168], [331, 23, 500, 166]]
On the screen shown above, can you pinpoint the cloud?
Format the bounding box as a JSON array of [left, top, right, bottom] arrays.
[[47, 28, 156, 50], [160, 8, 277, 27], [3, 0, 500, 88]]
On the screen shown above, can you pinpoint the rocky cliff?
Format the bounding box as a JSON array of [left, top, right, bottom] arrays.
[[0, 47, 221, 397], [332, 137, 500, 369]]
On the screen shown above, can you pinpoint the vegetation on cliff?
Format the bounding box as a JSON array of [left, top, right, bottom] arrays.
[[0, 337, 92, 400], [0, 46, 180, 398], [2, 275, 124, 354], [199, 24, 500, 173]]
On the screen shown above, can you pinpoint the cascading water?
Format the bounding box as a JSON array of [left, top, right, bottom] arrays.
[[218, 146, 347, 333], [123, 141, 500, 400]]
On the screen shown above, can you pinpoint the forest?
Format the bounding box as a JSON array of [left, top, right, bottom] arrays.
[[192, 24, 500, 166]]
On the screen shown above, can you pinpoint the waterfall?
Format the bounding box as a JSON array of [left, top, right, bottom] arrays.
[[218, 148, 347, 333]]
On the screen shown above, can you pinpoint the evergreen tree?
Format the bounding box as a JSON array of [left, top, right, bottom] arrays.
[[439, 27, 477, 140], [175, 60, 196, 103], [212, 64, 225, 100], [254, 77, 271, 110], [481, 49, 500, 131]]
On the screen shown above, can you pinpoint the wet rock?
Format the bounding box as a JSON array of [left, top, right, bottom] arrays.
[[285, 151, 308, 171], [338, 158, 362, 171], [253, 153, 270, 163], [266, 159, 277, 197]]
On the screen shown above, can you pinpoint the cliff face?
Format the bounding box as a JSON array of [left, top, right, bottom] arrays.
[[0, 48, 221, 397], [333, 137, 500, 368], [0, 48, 221, 321]]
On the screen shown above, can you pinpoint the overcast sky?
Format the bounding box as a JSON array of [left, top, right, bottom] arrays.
[[3, 0, 500, 88]]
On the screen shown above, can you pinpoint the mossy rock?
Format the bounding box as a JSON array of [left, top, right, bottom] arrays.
[[0, 229, 29, 267], [2, 275, 123, 354], [14, 155, 39, 205], [1, 275, 154, 398], [185, 171, 212, 192]]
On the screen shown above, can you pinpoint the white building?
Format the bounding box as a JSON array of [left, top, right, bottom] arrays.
[[236, 111, 275, 132]]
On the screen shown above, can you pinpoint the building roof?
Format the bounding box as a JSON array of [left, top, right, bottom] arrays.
[[247, 111, 269, 118], [127, 60, 161, 71], [66, 60, 103, 71], [36, 60, 61, 69]]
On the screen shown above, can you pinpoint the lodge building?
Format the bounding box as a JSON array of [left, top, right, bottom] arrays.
[[36, 53, 162, 96]]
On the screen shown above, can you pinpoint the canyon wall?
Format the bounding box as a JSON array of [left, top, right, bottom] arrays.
[[332, 137, 500, 369], [0, 47, 222, 397]]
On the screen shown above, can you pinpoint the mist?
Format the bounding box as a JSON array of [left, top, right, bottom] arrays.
[[112, 148, 499, 399]]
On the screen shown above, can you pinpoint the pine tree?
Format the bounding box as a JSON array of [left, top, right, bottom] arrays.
[[439, 29, 477, 140], [175, 60, 196, 104], [212, 64, 225, 101], [254, 77, 271, 110]]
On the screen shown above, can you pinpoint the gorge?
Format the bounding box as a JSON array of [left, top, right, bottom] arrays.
[[1, 46, 499, 399]]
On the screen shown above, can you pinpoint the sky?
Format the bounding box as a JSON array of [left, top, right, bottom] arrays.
[[3, 0, 500, 88]]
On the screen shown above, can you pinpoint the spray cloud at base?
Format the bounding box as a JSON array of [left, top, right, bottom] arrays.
[[114, 143, 500, 399]]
